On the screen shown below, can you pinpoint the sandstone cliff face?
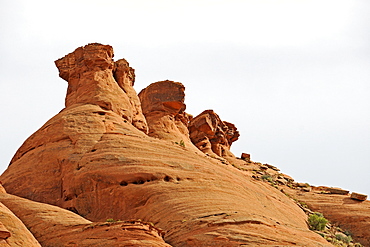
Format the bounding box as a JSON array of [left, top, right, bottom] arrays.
[[0, 43, 347, 246]]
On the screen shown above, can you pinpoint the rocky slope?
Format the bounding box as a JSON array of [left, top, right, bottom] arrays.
[[0, 43, 368, 246]]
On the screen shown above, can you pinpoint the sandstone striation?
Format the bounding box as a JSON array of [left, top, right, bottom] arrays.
[[284, 186, 370, 246], [2, 43, 367, 246], [0, 184, 170, 247], [113, 58, 148, 133], [188, 110, 240, 160], [0, 185, 41, 247], [350, 192, 368, 201]]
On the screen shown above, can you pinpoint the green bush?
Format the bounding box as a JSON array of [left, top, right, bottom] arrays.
[[308, 213, 328, 231], [261, 175, 273, 183], [335, 233, 352, 243]]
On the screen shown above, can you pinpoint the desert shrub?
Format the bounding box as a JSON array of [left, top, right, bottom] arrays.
[[261, 175, 273, 183], [336, 233, 352, 243], [308, 213, 328, 231], [175, 140, 185, 147]]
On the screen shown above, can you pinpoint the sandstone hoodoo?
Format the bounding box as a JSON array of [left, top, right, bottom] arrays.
[[0, 43, 369, 246], [138, 80, 195, 149], [188, 109, 240, 161]]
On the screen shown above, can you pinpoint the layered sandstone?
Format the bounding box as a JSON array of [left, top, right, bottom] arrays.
[[0, 184, 170, 247], [0, 43, 341, 246], [0, 185, 41, 247], [285, 186, 370, 246], [189, 110, 240, 160], [139, 80, 195, 149], [54, 43, 148, 134]]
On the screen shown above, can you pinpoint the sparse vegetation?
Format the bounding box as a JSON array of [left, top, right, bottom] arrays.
[[106, 218, 116, 223], [175, 140, 185, 147], [335, 233, 352, 244], [261, 174, 273, 183], [308, 212, 328, 231]]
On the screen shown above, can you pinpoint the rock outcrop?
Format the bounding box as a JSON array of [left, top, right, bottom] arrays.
[[113, 58, 148, 133], [139, 80, 195, 149], [284, 186, 370, 246], [2, 43, 368, 246], [54, 43, 148, 134], [188, 110, 239, 160], [350, 192, 368, 201], [0, 185, 41, 247], [0, 184, 170, 247]]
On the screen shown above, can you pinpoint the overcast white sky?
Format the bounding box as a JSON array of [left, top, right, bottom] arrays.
[[1, 0, 369, 196]]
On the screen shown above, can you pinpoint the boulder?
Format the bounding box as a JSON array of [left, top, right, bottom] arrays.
[[351, 192, 368, 201], [241, 153, 250, 161], [327, 187, 349, 195]]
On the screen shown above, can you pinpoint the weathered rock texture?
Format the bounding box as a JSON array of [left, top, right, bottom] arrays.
[[139, 80, 195, 149], [54, 43, 148, 134], [0, 185, 41, 247], [350, 192, 368, 201], [188, 110, 240, 160], [285, 186, 370, 246], [0, 185, 170, 247], [1, 43, 364, 246]]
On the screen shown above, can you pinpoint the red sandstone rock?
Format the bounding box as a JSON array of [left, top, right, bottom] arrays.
[[113, 58, 148, 133], [241, 153, 250, 161], [54, 43, 147, 134], [139, 80, 196, 149], [0, 202, 41, 246], [0, 222, 11, 240], [285, 187, 370, 246], [0, 43, 341, 246], [0, 190, 170, 247], [326, 187, 349, 195], [188, 110, 240, 160], [350, 192, 368, 201]]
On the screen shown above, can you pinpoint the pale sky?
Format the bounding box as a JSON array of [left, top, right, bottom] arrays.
[[1, 0, 369, 196]]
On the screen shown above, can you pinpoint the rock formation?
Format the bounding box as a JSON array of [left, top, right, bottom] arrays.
[[113, 58, 148, 133], [284, 186, 370, 246], [188, 110, 240, 160], [138, 80, 195, 149], [0, 184, 170, 247], [0, 43, 368, 246], [0, 185, 41, 247], [54, 43, 148, 134]]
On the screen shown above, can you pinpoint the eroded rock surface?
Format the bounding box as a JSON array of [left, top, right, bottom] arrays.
[[54, 43, 148, 134], [0, 43, 347, 246], [0, 186, 170, 247], [285, 186, 370, 246], [139, 80, 195, 148], [188, 110, 240, 160], [0, 185, 41, 247]]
